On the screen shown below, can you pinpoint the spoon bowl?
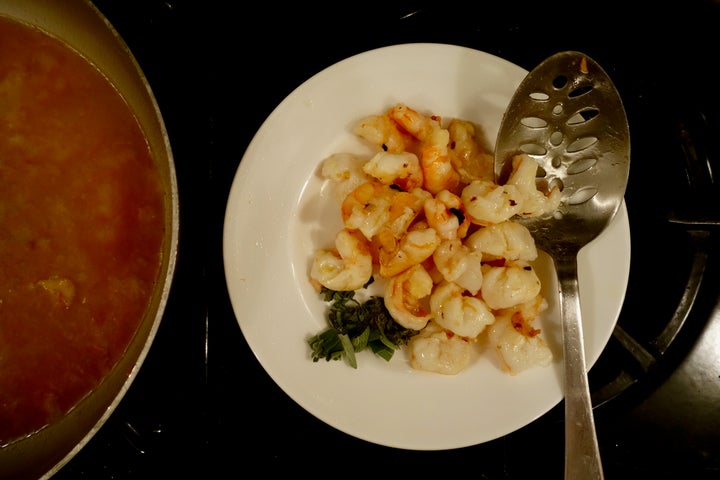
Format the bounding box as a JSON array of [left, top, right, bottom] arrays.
[[494, 51, 630, 479]]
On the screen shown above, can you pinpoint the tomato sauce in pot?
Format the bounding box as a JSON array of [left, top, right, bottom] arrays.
[[0, 16, 165, 444]]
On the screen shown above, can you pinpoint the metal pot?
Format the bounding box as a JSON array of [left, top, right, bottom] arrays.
[[0, 1, 179, 478]]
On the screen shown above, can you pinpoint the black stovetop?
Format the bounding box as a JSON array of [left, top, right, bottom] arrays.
[[54, 1, 720, 478]]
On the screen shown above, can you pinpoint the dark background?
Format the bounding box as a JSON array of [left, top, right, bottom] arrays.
[[51, 1, 720, 478]]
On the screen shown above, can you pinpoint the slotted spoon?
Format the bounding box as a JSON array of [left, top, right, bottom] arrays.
[[494, 51, 630, 479]]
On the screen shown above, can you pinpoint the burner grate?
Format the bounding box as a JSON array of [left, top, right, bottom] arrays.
[[590, 105, 720, 409]]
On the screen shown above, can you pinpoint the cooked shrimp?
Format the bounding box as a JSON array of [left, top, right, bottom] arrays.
[[461, 179, 523, 226], [506, 154, 562, 217], [384, 263, 434, 330], [495, 293, 549, 332], [420, 127, 461, 195], [480, 263, 541, 310], [353, 113, 418, 153], [362, 150, 424, 191], [447, 118, 494, 183], [429, 281, 495, 339], [487, 295, 553, 375], [382, 187, 430, 239], [465, 221, 538, 263], [388, 103, 440, 140], [340, 181, 395, 240], [424, 189, 470, 240], [310, 228, 373, 291], [408, 320, 473, 375], [311, 103, 558, 376], [432, 238, 484, 296], [321, 152, 371, 203], [389, 103, 460, 195], [375, 225, 441, 278]]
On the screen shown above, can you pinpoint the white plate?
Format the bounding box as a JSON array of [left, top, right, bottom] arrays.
[[222, 43, 631, 450]]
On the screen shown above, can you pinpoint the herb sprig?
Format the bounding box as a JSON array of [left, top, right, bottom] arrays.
[[308, 283, 418, 368]]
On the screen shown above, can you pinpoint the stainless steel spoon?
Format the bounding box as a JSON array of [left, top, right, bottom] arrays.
[[494, 51, 630, 479]]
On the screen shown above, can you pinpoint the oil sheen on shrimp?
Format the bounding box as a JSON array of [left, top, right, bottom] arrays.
[[381, 187, 430, 239], [388, 103, 460, 195], [353, 113, 418, 154], [341, 180, 395, 240], [506, 154, 562, 217], [362, 151, 424, 191], [480, 263, 541, 310], [375, 226, 440, 278], [429, 281, 494, 339], [447, 118, 494, 183], [408, 320, 473, 375], [461, 179, 523, 226], [424, 189, 469, 240], [465, 221, 538, 263], [432, 238, 483, 296], [384, 263, 434, 330], [310, 228, 373, 291], [487, 295, 553, 375]]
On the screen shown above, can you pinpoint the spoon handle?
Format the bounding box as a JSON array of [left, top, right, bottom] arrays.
[[556, 254, 604, 480]]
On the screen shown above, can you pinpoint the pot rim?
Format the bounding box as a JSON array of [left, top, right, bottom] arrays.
[[0, 1, 180, 478]]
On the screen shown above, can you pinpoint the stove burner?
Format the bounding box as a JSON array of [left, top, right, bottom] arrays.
[[590, 105, 719, 409]]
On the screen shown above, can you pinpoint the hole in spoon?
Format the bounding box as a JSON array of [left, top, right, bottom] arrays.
[[550, 131, 563, 146], [567, 157, 597, 174], [567, 108, 600, 125], [529, 91, 549, 101], [548, 176, 564, 191], [567, 185, 598, 205], [520, 116, 547, 128], [552, 74, 568, 89], [520, 143, 546, 155], [568, 84, 593, 98], [567, 136, 598, 153]]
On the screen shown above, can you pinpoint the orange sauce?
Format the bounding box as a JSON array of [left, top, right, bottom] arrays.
[[0, 16, 165, 444]]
